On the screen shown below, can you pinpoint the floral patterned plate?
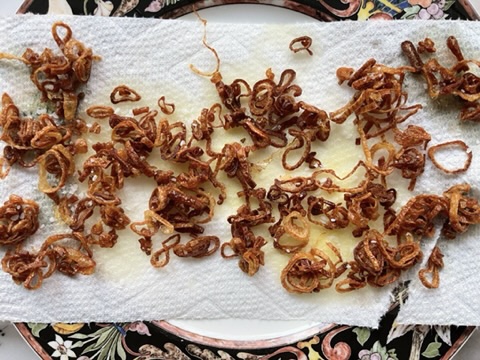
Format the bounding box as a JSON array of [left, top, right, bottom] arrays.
[[17, 0, 479, 20], [14, 1, 478, 359], [14, 301, 476, 359]]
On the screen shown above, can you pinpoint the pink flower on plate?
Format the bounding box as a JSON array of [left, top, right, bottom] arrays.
[[417, 0, 445, 19], [358, 341, 397, 360], [145, 0, 164, 12], [407, 0, 433, 8], [127, 321, 151, 336], [359, 350, 382, 360]]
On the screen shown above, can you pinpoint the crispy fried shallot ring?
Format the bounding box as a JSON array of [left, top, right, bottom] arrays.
[[157, 96, 175, 115], [289, 36, 313, 56], [38, 144, 75, 194], [110, 85, 141, 104], [273, 211, 310, 253], [86, 105, 114, 119], [427, 140, 472, 174]]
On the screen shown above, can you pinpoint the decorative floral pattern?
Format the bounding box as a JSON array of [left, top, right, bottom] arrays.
[[47, 334, 78, 360], [15, 1, 476, 359], [16, 306, 474, 360], [401, 0, 456, 19], [21, 0, 472, 20], [93, 0, 114, 16]]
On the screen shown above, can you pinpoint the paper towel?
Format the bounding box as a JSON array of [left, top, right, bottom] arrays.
[[0, 15, 479, 326]]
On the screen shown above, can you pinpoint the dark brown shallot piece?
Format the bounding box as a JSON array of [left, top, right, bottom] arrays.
[[418, 38, 436, 53], [173, 236, 220, 258], [307, 197, 349, 230], [110, 85, 141, 104], [289, 36, 313, 56]]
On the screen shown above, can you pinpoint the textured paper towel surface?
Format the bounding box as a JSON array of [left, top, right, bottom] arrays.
[[0, 15, 479, 326]]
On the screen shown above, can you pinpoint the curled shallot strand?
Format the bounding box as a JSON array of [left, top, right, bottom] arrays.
[[38, 144, 75, 195], [190, 12, 220, 77], [21, 22, 97, 120], [289, 36, 313, 56], [131, 210, 175, 238], [427, 140, 472, 174], [110, 85, 141, 104], [151, 234, 181, 268], [2, 231, 96, 290], [353, 230, 385, 275], [402, 37, 480, 122], [273, 211, 310, 254], [418, 245, 443, 289], [281, 129, 315, 171], [0, 156, 10, 179], [87, 175, 121, 206], [158, 96, 175, 115]]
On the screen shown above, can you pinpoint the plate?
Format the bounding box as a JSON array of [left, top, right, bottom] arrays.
[[13, 1, 478, 359], [13, 303, 476, 359]]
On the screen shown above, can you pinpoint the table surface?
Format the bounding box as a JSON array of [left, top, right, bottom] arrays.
[[0, 0, 479, 359]]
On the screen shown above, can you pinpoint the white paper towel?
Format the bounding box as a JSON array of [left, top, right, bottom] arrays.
[[0, 15, 479, 326]]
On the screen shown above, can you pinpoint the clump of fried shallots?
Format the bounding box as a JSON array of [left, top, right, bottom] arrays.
[[402, 36, 480, 122], [0, 22, 98, 121], [0, 21, 97, 193], [0, 22, 99, 288]]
